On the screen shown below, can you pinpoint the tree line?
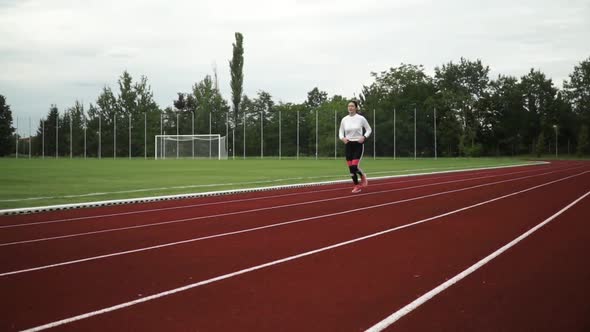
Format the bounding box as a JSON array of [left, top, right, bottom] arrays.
[[1, 34, 588, 158]]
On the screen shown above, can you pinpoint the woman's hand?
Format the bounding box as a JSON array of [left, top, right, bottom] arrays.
[[341, 138, 349, 144], [358, 136, 366, 143]]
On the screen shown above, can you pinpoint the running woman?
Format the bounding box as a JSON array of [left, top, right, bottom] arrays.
[[339, 100, 372, 193]]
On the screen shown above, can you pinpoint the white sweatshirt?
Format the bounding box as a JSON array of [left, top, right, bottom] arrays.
[[339, 113, 372, 141]]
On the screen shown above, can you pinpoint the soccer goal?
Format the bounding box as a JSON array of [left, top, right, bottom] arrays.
[[155, 135, 227, 160]]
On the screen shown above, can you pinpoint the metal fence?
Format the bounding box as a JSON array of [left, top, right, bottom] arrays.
[[16, 106, 570, 159]]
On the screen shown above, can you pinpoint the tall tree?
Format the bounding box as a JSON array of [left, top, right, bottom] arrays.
[[564, 57, 590, 155], [305, 87, 328, 109], [41, 105, 60, 157], [563, 57, 590, 123], [253, 91, 275, 156], [520, 69, 558, 154], [64, 101, 86, 156], [84, 103, 100, 157], [435, 58, 490, 156], [133, 75, 161, 157], [488, 75, 525, 155], [0, 95, 15, 156], [173, 92, 193, 137], [190, 75, 231, 136], [362, 64, 437, 157], [94, 86, 118, 157], [230, 32, 244, 126], [118, 71, 137, 115], [115, 71, 136, 157]]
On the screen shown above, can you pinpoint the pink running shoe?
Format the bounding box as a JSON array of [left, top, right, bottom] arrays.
[[361, 174, 368, 187], [351, 185, 362, 193]]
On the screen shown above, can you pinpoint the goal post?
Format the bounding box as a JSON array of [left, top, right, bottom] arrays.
[[155, 135, 227, 160]]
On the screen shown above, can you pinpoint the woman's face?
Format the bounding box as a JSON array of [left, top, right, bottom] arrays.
[[347, 102, 357, 114]]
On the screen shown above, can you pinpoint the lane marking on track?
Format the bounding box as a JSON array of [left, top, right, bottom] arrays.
[[0, 166, 577, 248], [2, 167, 585, 279], [365, 189, 590, 332], [0, 165, 556, 229], [0, 162, 547, 216], [19, 170, 589, 332]]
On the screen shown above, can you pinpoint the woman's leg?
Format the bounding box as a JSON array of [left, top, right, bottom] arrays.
[[350, 143, 366, 185], [345, 142, 359, 185]]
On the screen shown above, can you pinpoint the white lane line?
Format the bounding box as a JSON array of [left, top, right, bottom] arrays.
[[2, 168, 585, 277], [19, 170, 589, 332], [0, 165, 548, 229], [0, 166, 574, 248], [0, 163, 531, 203], [365, 189, 590, 332], [1, 162, 546, 216]]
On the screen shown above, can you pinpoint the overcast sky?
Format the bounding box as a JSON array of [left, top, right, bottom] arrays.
[[1, 0, 589, 134]]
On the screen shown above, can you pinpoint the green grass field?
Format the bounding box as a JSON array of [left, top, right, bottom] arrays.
[[0, 157, 539, 210]]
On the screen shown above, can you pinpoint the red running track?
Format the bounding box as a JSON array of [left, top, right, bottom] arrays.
[[0, 161, 589, 331]]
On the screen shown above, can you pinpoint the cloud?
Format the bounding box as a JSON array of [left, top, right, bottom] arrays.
[[1, 0, 589, 134]]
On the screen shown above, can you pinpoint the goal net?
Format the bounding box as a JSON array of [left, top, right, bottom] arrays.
[[155, 135, 227, 160]]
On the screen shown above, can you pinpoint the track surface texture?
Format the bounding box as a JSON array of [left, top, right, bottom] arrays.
[[1, 160, 589, 332]]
